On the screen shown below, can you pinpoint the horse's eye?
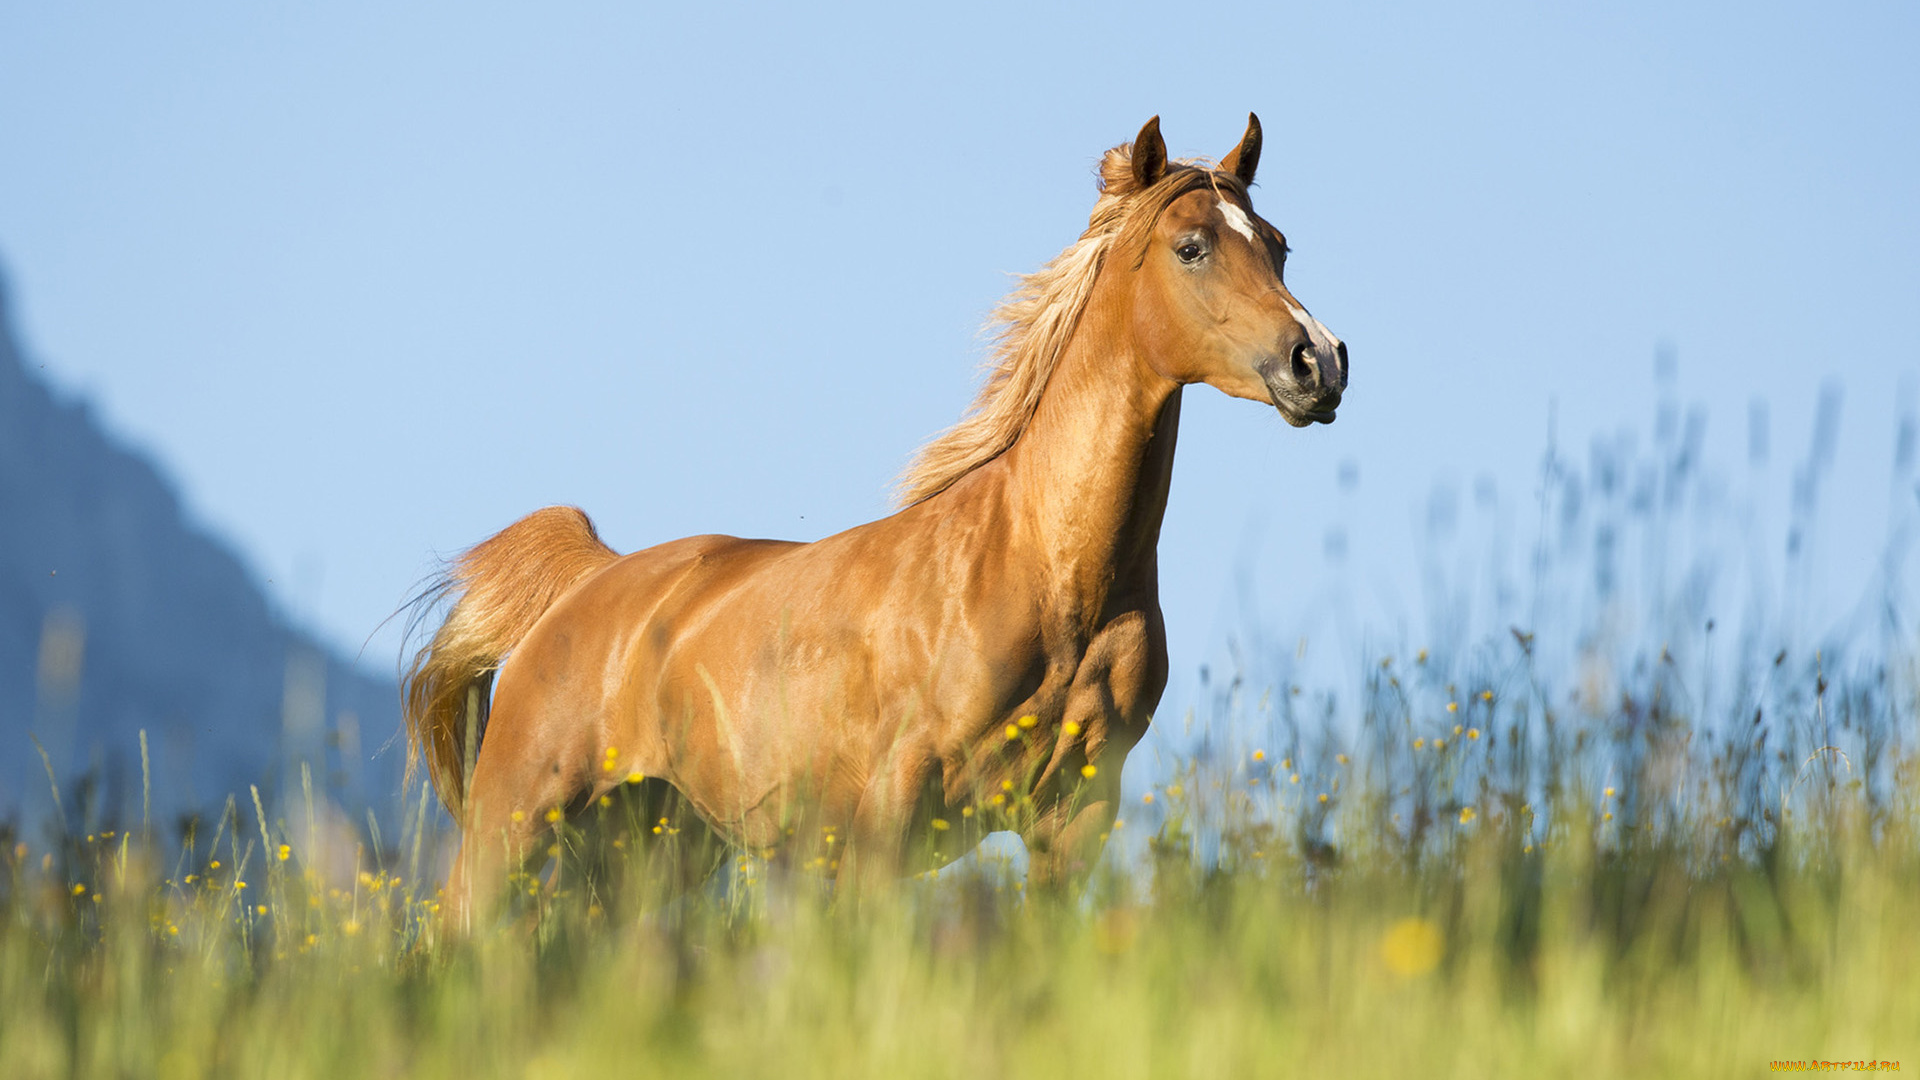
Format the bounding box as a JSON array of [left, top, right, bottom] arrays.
[[1177, 242, 1204, 264]]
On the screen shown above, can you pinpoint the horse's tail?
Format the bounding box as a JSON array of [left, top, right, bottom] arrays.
[[403, 506, 620, 818]]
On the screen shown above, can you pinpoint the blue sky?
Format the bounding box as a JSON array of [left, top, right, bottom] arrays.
[[2, 1, 1915, 717]]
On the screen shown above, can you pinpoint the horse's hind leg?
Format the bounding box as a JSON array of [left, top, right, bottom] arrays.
[[444, 723, 590, 933]]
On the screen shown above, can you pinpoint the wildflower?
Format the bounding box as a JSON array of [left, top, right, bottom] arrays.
[[1081, 764, 1098, 779], [1416, 649, 1428, 664], [510, 810, 525, 823], [1380, 918, 1443, 977], [1604, 787, 1616, 798], [1603, 811, 1614, 822], [1467, 728, 1480, 740], [599, 795, 612, 808], [71, 883, 85, 896], [210, 860, 221, 870], [627, 771, 645, 784], [1004, 724, 1020, 741], [185, 875, 196, 885], [277, 844, 291, 862], [1063, 720, 1081, 736], [1453, 724, 1462, 736], [1142, 793, 1155, 805], [169, 925, 180, 936], [1252, 750, 1266, 762], [1002, 779, 1014, 792], [342, 920, 361, 937], [931, 818, 950, 831], [545, 807, 563, 824], [1523, 844, 1534, 854], [1281, 757, 1292, 770], [1447, 702, 1458, 714], [1434, 739, 1446, 751], [961, 807, 974, 818], [990, 793, 1006, 807], [1017, 714, 1038, 729], [1336, 754, 1349, 766], [256, 905, 268, 915], [1481, 690, 1493, 702], [1318, 793, 1329, 805], [1289, 774, 1300, 785], [1459, 807, 1476, 824], [235, 881, 247, 890], [547, 845, 560, 859]]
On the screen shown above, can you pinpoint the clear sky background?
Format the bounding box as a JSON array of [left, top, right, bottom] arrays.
[[2, 2, 1916, 727]]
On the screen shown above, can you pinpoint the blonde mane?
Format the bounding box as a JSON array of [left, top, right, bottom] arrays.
[[893, 148, 1240, 507]]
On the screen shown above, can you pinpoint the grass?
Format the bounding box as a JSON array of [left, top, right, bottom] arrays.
[[3, 642, 1915, 1077]]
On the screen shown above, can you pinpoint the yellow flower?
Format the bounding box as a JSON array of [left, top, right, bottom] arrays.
[[1317, 793, 1329, 805], [1336, 754, 1348, 765], [627, 771, 645, 784], [1413, 738, 1425, 750], [71, 883, 85, 896], [990, 793, 1006, 807], [1434, 739, 1447, 751], [510, 810, 525, 823], [1453, 724, 1462, 736], [1063, 720, 1081, 736], [544, 807, 563, 824], [1459, 807, 1476, 824], [1604, 787, 1616, 798], [277, 844, 291, 862], [599, 795, 612, 808], [1080, 764, 1098, 779], [1415, 649, 1429, 664], [1289, 773, 1300, 785], [1142, 793, 1155, 805], [1252, 750, 1266, 762], [1017, 715, 1038, 729], [1447, 702, 1458, 714], [1467, 728, 1480, 740], [931, 818, 950, 831], [961, 807, 974, 818], [235, 881, 247, 890], [1004, 724, 1020, 741], [1380, 917, 1443, 977], [256, 905, 268, 915], [1603, 811, 1614, 822], [1281, 758, 1292, 770], [1001, 779, 1014, 792], [1481, 690, 1493, 702], [209, 860, 221, 870]]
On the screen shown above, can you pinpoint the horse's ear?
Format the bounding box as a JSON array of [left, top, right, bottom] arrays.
[[1220, 112, 1262, 186], [1130, 116, 1168, 189]]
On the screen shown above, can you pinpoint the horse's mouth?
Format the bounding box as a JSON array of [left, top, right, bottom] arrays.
[[1269, 388, 1341, 428]]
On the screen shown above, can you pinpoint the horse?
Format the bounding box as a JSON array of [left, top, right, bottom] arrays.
[[404, 114, 1346, 928]]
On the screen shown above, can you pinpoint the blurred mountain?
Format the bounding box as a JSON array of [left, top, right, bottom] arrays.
[[0, 264, 402, 835]]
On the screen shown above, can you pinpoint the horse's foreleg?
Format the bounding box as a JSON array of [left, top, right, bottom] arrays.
[[1022, 778, 1119, 898]]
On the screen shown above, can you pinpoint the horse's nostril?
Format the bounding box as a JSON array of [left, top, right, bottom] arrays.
[[1335, 340, 1349, 375], [1289, 342, 1317, 388]]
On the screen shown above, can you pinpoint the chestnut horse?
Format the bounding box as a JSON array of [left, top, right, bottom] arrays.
[[405, 114, 1346, 927]]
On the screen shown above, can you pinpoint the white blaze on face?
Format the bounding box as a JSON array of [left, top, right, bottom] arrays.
[[1216, 199, 1258, 244], [1286, 300, 1344, 381]]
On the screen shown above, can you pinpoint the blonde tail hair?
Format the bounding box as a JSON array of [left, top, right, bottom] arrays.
[[403, 506, 619, 817]]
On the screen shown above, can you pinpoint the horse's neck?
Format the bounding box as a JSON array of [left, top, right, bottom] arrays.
[[999, 302, 1181, 611]]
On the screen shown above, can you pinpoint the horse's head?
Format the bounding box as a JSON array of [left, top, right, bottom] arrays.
[[1108, 114, 1347, 427]]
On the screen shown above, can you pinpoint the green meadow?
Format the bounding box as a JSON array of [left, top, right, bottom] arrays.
[[4, 636, 1915, 1078]]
